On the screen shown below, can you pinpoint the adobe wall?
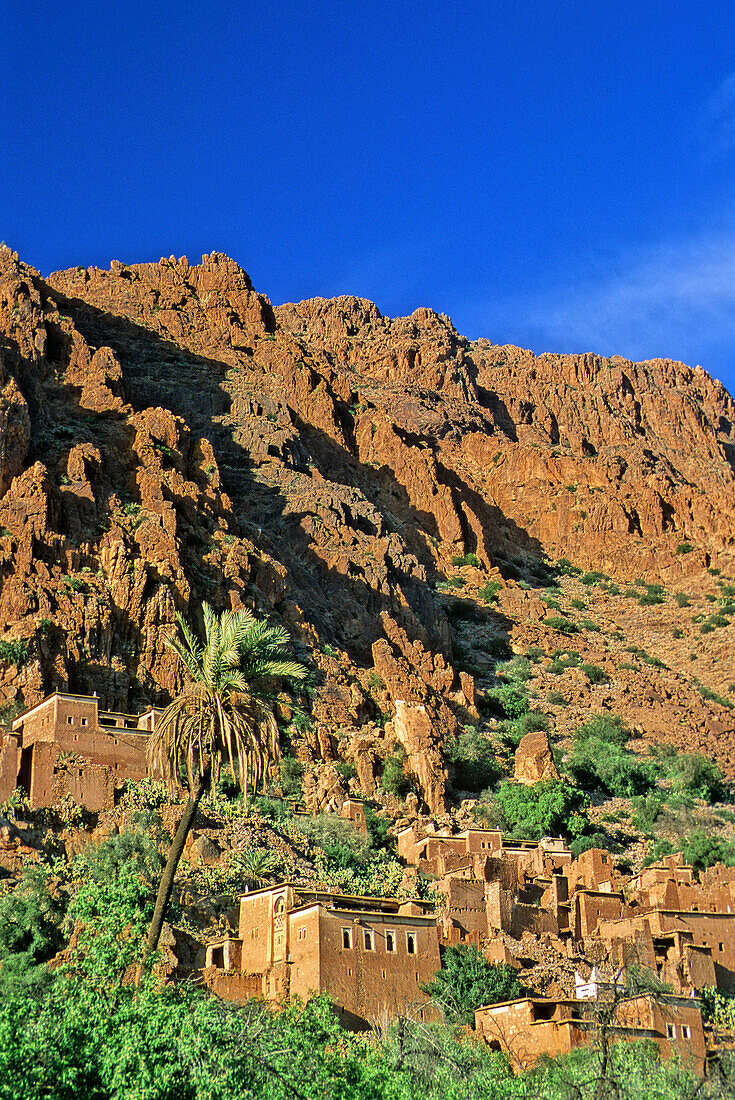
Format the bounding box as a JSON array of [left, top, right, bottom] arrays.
[[439, 878, 488, 939], [567, 849, 618, 894], [202, 967, 264, 1002], [287, 906, 322, 1001], [0, 735, 19, 802], [509, 903, 559, 938], [615, 996, 706, 1075], [475, 1001, 577, 1068], [239, 890, 278, 971], [574, 891, 626, 938], [597, 911, 735, 994], [486, 882, 514, 933], [9, 693, 152, 809], [317, 909, 440, 1027]]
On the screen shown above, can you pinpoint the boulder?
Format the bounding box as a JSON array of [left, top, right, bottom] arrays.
[[514, 732, 559, 786]]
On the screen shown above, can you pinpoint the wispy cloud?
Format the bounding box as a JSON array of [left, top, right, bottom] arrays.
[[470, 227, 735, 382], [701, 72, 735, 160]]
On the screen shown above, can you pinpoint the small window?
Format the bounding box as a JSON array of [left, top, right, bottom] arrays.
[[81, 717, 88, 726], [348, 967, 353, 976], [364, 930, 374, 951], [386, 932, 396, 953], [342, 928, 352, 949], [406, 933, 416, 955], [666, 1024, 676, 1039], [720, 943, 725, 953], [602, 856, 608, 864], [66, 716, 73, 725], [681, 1025, 691, 1039], [73, 735, 78, 742], [382, 969, 387, 979]]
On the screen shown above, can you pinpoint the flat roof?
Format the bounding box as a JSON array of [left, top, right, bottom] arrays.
[[289, 900, 438, 924], [237, 881, 434, 910], [11, 691, 159, 730]]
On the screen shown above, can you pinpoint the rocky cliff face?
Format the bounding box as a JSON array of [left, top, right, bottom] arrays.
[[1, 245, 734, 806]]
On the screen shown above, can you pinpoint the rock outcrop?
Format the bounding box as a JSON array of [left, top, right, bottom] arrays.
[[0, 244, 733, 797], [514, 732, 560, 786]]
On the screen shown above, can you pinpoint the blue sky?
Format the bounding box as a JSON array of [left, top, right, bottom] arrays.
[[4, 1, 735, 392]]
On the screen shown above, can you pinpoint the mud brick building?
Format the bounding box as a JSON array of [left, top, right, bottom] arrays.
[[475, 993, 706, 1073], [597, 910, 735, 994], [203, 883, 441, 1028], [0, 692, 158, 811]]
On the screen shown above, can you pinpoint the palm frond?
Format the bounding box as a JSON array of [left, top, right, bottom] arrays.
[[150, 602, 307, 802]]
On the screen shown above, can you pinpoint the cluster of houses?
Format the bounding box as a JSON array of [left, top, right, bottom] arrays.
[[2, 692, 734, 1074]]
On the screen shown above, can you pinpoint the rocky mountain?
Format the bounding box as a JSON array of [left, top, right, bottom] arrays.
[[1, 245, 734, 807]]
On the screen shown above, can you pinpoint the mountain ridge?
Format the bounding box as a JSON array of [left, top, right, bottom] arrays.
[[1, 244, 734, 804]]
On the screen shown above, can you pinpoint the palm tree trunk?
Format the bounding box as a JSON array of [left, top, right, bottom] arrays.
[[144, 767, 209, 961]]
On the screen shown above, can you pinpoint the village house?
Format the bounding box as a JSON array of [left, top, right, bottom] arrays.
[[475, 993, 706, 1073], [202, 882, 441, 1028], [0, 691, 158, 811], [597, 910, 735, 994]]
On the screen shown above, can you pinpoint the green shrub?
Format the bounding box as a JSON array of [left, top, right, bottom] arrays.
[[483, 685, 529, 720], [0, 639, 28, 667], [642, 838, 677, 867], [674, 592, 690, 607], [638, 592, 665, 606], [682, 831, 735, 871], [547, 651, 581, 675], [580, 663, 607, 684], [524, 646, 544, 661], [0, 865, 65, 992], [677, 542, 694, 554], [570, 598, 587, 611], [545, 616, 578, 635], [279, 757, 305, 798], [569, 832, 614, 859], [422, 945, 523, 1025], [381, 746, 417, 799], [252, 795, 293, 823], [695, 682, 733, 709], [576, 714, 630, 744], [437, 576, 465, 591], [484, 779, 589, 841], [335, 762, 357, 785], [547, 691, 567, 706], [580, 571, 607, 586], [445, 727, 503, 793], [631, 793, 666, 832], [478, 581, 501, 605], [496, 655, 532, 683], [451, 553, 481, 568], [521, 711, 550, 733], [555, 558, 582, 576], [482, 636, 512, 660], [569, 715, 656, 797], [363, 803, 393, 852], [667, 752, 729, 803], [293, 812, 371, 873]]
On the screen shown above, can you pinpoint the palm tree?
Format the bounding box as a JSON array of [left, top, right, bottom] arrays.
[[143, 602, 307, 958]]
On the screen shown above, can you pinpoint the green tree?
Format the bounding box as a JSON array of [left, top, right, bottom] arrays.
[[486, 779, 590, 841], [0, 865, 64, 992], [145, 602, 306, 957], [422, 944, 523, 1025]]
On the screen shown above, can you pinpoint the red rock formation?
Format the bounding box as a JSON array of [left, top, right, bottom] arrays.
[[0, 244, 732, 802]]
